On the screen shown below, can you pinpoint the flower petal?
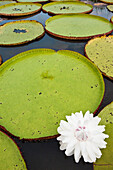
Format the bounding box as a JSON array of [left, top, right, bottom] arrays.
[[74, 143, 81, 163], [86, 141, 97, 162]]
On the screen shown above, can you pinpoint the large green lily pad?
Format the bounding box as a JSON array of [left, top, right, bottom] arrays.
[[107, 4, 113, 11], [0, 49, 105, 139], [94, 102, 113, 170], [17, 0, 48, 3], [0, 2, 42, 16], [42, 1, 93, 15], [85, 35, 113, 80], [0, 131, 27, 169], [45, 14, 113, 40], [0, 20, 45, 46], [100, 0, 113, 4]]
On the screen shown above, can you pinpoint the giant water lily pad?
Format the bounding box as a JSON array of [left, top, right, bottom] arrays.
[[100, 0, 113, 4], [94, 102, 113, 170], [0, 20, 45, 46], [107, 4, 113, 11], [0, 49, 105, 139], [85, 35, 113, 80], [45, 14, 113, 40], [0, 131, 27, 169], [42, 1, 93, 15], [17, 0, 48, 3], [0, 2, 42, 16]]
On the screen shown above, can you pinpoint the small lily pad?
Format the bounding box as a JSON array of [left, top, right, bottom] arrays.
[[0, 131, 27, 169], [0, 2, 42, 16], [0, 49, 104, 139], [0, 1, 16, 6], [42, 1, 93, 15], [85, 35, 113, 80], [94, 102, 113, 170], [45, 14, 113, 40], [107, 4, 113, 11], [0, 20, 45, 46], [100, 0, 113, 4]]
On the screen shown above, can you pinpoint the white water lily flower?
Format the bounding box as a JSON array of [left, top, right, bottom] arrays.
[[57, 111, 109, 163]]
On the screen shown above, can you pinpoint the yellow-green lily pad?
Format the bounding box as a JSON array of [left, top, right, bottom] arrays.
[[0, 1, 16, 6], [45, 14, 113, 40], [94, 102, 113, 170], [107, 4, 113, 11], [17, 0, 48, 3], [0, 2, 42, 16], [85, 35, 113, 80], [100, 0, 113, 4], [42, 1, 93, 15], [0, 20, 45, 46], [0, 49, 105, 139], [0, 131, 27, 169]]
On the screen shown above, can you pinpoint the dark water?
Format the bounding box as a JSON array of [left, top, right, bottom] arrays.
[[0, 1, 113, 170]]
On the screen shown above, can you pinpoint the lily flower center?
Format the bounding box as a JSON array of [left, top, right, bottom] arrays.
[[74, 126, 88, 141]]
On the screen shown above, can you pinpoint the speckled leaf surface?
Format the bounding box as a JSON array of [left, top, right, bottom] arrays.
[[94, 102, 113, 170], [0, 131, 27, 170], [85, 35, 113, 80], [0, 2, 42, 16], [0, 49, 104, 139], [107, 5, 113, 11], [45, 14, 113, 40], [42, 1, 93, 15], [0, 20, 44, 46], [17, 0, 48, 3]]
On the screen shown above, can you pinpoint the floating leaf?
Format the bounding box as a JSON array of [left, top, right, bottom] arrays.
[[94, 102, 113, 170], [0, 20, 45, 46], [107, 4, 113, 11], [0, 49, 104, 139], [45, 14, 113, 40], [17, 0, 48, 3], [0, 2, 42, 16], [100, 0, 113, 4], [42, 1, 93, 15], [0, 131, 27, 169], [0, 1, 16, 6], [85, 35, 113, 80]]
